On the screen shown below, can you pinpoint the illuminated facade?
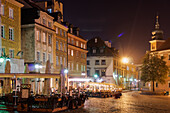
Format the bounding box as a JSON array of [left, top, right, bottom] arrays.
[[149, 15, 170, 92]]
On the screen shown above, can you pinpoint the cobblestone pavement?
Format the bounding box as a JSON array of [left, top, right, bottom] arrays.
[[63, 91, 170, 113]]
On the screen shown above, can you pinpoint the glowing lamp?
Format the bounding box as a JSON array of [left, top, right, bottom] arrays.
[[0, 57, 4, 63], [64, 69, 68, 74], [122, 57, 129, 64]]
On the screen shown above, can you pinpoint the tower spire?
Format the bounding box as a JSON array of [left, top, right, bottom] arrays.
[[155, 14, 159, 29]]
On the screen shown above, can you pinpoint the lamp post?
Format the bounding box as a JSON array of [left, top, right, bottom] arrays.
[[121, 57, 129, 89]]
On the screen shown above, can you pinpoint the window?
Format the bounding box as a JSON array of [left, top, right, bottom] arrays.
[[76, 64, 79, 71], [56, 56, 59, 65], [81, 43, 83, 48], [60, 57, 62, 65], [48, 54, 51, 62], [81, 65, 83, 71], [9, 28, 14, 40], [95, 38, 97, 43], [1, 25, 5, 38], [101, 60, 106, 65], [37, 52, 40, 61], [68, 38, 70, 43], [9, 8, 13, 19], [169, 81, 170, 88], [87, 69, 90, 76], [68, 49, 70, 55], [76, 51, 79, 57], [68, 63, 70, 70], [127, 66, 129, 70], [43, 18, 46, 25], [60, 29, 62, 36], [36, 30, 40, 41], [48, 22, 52, 27], [1, 5, 4, 15], [64, 31, 66, 37], [1, 48, 5, 56], [48, 34, 52, 45], [43, 53, 46, 63], [70, 28, 73, 33], [60, 42, 63, 51], [156, 82, 158, 88], [43, 32, 46, 42], [56, 41, 59, 50], [93, 49, 96, 53], [168, 54, 170, 60], [71, 39, 74, 45], [101, 69, 106, 76], [72, 63, 74, 70], [64, 43, 66, 52], [71, 50, 73, 56], [95, 70, 100, 76], [100, 48, 104, 53], [84, 65, 86, 71], [76, 41, 79, 46], [47, 8, 52, 13], [87, 60, 90, 65], [161, 55, 163, 59], [9, 50, 14, 58], [84, 44, 86, 49], [56, 27, 58, 34], [95, 60, 100, 65], [114, 60, 116, 65]]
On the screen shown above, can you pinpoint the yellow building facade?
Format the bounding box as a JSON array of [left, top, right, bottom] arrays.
[[1, 0, 23, 58]]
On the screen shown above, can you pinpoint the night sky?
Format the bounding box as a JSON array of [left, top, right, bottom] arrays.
[[62, 0, 170, 63]]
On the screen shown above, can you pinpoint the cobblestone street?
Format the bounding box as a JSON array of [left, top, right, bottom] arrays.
[[63, 91, 170, 113]]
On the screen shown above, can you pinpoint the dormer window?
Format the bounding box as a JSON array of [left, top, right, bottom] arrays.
[[93, 49, 96, 53], [58, 16, 61, 23], [77, 31, 79, 36], [95, 38, 97, 43], [43, 18, 46, 25]]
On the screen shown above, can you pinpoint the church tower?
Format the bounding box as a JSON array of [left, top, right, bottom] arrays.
[[149, 15, 165, 51]]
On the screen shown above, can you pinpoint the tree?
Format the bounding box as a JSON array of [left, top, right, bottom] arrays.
[[141, 53, 169, 92]]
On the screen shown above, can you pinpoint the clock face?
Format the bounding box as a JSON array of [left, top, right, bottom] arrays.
[[22, 89, 29, 98]]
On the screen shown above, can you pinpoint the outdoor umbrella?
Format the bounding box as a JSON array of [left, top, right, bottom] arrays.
[[4, 61, 11, 94], [44, 60, 51, 95]]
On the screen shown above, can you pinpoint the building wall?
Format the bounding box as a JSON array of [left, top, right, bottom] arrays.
[[68, 33, 87, 77], [1, 0, 23, 59], [52, 22, 68, 74]]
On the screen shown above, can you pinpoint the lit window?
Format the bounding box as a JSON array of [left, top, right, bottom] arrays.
[[68, 38, 70, 43], [1, 5, 4, 15], [1, 25, 5, 38], [43, 53, 46, 63], [60, 57, 62, 65], [101, 69, 106, 76], [9, 8, 13, 19], [84, 44, 86, 49], [36, 30, 40, 41], [70, 28, 73, 33], [68, 63, 70, 70], [43, 32, 46, 42], [81, 65, 83, 71], [93, 49, 96, 53], [84, 65, 86, 71], [81, 43, 83, 48], [76, 41, 79, 46], [95, 38, 97, 43], [56, 27, 58, 34], [9, 50, 14, 58], [9, 28, 14, 40], [68, 49, 70, 55], [71, 50, 73, 56]]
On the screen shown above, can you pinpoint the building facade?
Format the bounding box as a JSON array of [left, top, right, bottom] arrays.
[[149, 15, 170, 92], [87, 37, 119, 84], [0, 0, 24, 73]]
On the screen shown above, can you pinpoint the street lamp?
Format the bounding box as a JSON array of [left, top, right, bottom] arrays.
[[122, 57, 129, 64], [64, 69, 68, 74], [121, 57, 129, 89]]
